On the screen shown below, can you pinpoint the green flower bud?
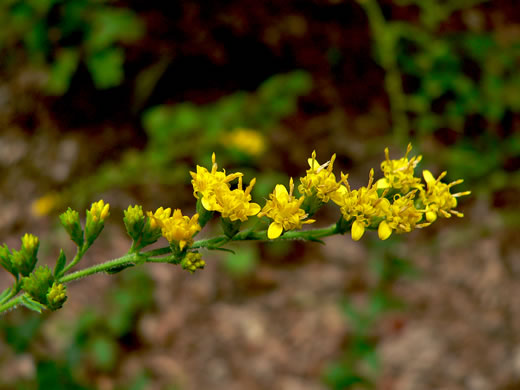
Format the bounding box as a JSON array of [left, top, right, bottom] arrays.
[[221, 217, 241, 238], [196, 197, 214, 228], [11, 235, 39, 278], [139, 217, 162, 248], [46, 282, 67, 311], [301, 192, 324, 218], [335, 215, 353, 235], [85, 200, 110, 247], [59, 208, 84, 247], [0, 244, 16, 277], [21, 233, 39, 254], [180, 252, 205, 274], [22, 265, 54, 304], [123, 205, 145, 242]]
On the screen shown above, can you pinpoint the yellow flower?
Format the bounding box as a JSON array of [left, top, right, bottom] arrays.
[[377, 191, 424, 240], [190, 153, 243, 210], [21, 233, 39, 252], [222, 128, 266, 156], [213, 177, 261, 222], [298, 151, 340, 203], [332, 170, 387, 241], [90, 200, 110, 222], [376, 143, 423, 193], [258, 178, 315, 239], [420, 170, 471, 222], [31, 193, 60, 217], [147, 207, 172, 229], [150, 209, 201, 250]]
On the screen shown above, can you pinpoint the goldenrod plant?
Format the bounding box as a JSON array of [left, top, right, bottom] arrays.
[[0, 146, 469, 315]]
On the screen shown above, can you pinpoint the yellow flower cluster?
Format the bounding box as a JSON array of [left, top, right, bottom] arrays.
[[258, 178, 315, 239], [331, 169, 388, 240], [299, 151, 341, 203], [147, 208, 200, 250], [376, 143, 422, 193], [190, 153, 261, 222], [147, 146, 469, 248], [331, 145, 469, 240], [421, 170, 470, 222]]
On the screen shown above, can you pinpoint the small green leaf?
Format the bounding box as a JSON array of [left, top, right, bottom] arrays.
[[54, 249, 67, 278], [0, 287, 12, 303], [21, 295, 46, 313]]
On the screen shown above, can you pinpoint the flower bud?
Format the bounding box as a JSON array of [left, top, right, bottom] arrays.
[[0, 244, 16, 277], [221, 217, 241, 238], [59, 208, 84, 247], [22, 265, 54, 304], [196, 197, 214, 228], [12, 233, 40, 277], [46, 282, 67, 311], [300, 192, 324, 217], [180, 252, 206, 274], [124, 205, 145, 242], [85, 200, 110, 247], [140, 207, 170, 248]]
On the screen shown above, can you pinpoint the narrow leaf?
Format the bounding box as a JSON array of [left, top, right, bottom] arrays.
[[21, 296, 46, 313], [54, 249, 67, 278], [105, 263, 135, 274], [307, 237, 325, 245], [0, 287, 12, 303], [206, 246, 236, 254]]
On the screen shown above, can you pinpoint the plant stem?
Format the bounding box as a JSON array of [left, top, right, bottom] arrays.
[[61, 244, 87, 275], [0, 223, 342, 316], [59, 253, 138, 283], [0, 294, 24, 314]]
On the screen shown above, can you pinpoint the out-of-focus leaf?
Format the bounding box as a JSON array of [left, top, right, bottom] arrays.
[[86, 47, 124, 89], [87, 8, 144, 51], [3, 314, 42, 352], [224, 246, 258, 277], [132, 56, 173, 113], [87, 335, 118, 371], [46, 48, 79, 95], [36, 360, 89, 390]]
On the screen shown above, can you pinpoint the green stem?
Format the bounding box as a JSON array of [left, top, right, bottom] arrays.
[[0, 294, 24, 314], [1, 223, 343, 316], [59, 253, 138, 284], [61, 244, 87, 275]]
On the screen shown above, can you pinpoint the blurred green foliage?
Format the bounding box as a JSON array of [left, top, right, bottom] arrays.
[[0, 268, 154, 389], [0, 0, 144, 94], [361, 0, 520, 193], [223, 244, 259, 277], [324, 238, 416, 389], [57, 70, 311, 210]]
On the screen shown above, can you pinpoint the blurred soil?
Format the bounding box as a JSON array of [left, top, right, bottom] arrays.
[[1, 1, 520, 389]]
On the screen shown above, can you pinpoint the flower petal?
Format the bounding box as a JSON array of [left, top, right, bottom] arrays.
[[351, 220, 365, 241], [378, 220, 392, 240], [267, 222, 283, 239], [423, 170, 435, 187], [274, 184, 288, 199], [248, 203, 261, 216]]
